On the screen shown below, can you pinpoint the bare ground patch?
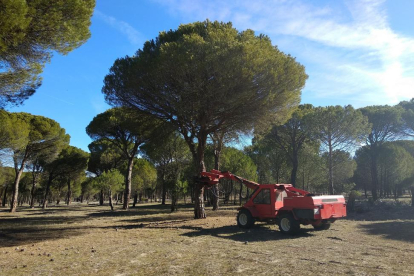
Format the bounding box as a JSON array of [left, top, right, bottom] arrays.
[[0, 203, 413, 276]]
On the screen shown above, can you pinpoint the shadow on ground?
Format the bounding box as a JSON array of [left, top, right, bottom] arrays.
[[0, 214, 89, 248], [0, 203, 316, 247], [359, 221, 414, 243], [0, 204, 195, 248], [86, 203, 194, 218], [142, 223, 314, 242]]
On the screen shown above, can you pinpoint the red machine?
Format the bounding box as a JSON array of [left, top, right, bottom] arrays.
[[199, 170, 347, 234]]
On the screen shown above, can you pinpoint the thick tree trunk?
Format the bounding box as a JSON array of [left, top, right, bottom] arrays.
[[171, 189, 178, 212], [194, 183, 205, 218], [212, 140, 222, 211], [123, 157, 134, 210], [193, 134, 207, 219]]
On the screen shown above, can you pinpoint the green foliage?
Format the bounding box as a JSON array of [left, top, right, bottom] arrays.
[[131, 158, 157, 193], [311, 105, 369, 194], [359, 105, 405, 200], [259, 104, 316, 186], [92, 169, 124, 193], [86, 107, 164, 208], [217, 147, 257, 181], [355, 142, 414, 197], [142, 132, 191, 204], [354, 146, 372, 195], [313, 105, 370, 151], [103, 20, 307, 173], [398, 98, 414, 137], [296, 142, 325, 191], [321, 150, 356, 194], [0, 111, 70, 157], [0, 111, 70, 211], [377, 143, 414, 192], [86, 107, 162, 159], [81, 177, 98, 201], [88, 138, 124, 176], [360, 105, 404, 146], [44, 146, 89, 186], [0, 0, 95, 107]]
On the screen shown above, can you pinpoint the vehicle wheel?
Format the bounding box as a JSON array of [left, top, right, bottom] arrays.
[[278, 213, 300, 234], [313, 221, 331, 231], [237, 209, 255, 229]]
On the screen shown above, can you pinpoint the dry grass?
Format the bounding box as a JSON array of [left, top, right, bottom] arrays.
[[1, 202, 414, 276]]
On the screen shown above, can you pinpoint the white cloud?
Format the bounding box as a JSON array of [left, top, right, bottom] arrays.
[[94, 10, 142, 45], [153, 0, 414, 107]]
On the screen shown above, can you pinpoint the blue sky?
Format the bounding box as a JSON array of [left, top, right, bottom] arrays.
[[9, 0, 414, 152]]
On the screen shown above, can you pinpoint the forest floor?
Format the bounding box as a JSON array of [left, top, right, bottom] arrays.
[[0, 199, 413, 276]]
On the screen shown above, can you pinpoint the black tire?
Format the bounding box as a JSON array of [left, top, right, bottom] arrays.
[[278, 213, 300, 234], [313, 221, 331, 231], [237, 209, 255, 229]]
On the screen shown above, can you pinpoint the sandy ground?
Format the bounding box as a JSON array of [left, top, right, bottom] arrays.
[[0, 202, 413, 276]]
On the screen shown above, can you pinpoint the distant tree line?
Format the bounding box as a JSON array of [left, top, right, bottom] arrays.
[[1, 99, 414, 212], [248, 100, 414, 203]]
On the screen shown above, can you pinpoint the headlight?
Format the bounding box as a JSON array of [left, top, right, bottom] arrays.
[[314, 208, 320, 215]]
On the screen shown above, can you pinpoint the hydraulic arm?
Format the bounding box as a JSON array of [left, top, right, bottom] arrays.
[[198, 169, 260, 190]]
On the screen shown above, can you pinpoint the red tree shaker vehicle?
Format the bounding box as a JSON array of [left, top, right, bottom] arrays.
[[199, 170, 347, 234]]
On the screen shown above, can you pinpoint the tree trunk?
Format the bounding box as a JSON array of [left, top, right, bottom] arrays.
[[212, 138, 222, 211], [100, 189, 104, 205], [193, 134, 207, 219], [109, 189, 114, 211], [133, 192, 138, 207], [42, 175, 53, 209], [66, 180, 72, 205], [328, 139, 334, 195], [123, 157, 134, 210], [10, 156, 26, 213], [411, 187, 414, 207], [30, 173, 39, 208], [161, 170, 166, 205], [239, 181, 243, 206], [370, 151, 379, 201], [171, 188, 178, 212], [2, 186, 8, 207], [290, 153, 298, 187], [194, 183, 205, 218], [10, 169, 23, 213]]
